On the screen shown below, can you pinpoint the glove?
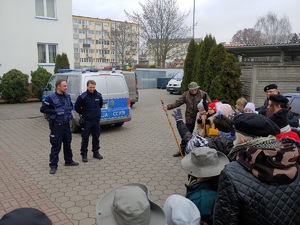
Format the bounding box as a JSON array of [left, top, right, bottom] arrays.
[[197, 118, 202, 124], [205, 118, 211, 125], [172, 108, 183, 121], [208, 128, 218, 136]]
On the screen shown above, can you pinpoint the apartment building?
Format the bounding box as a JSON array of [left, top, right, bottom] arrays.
[[72, 16, 139, 69], [0, 0, 74, 79]]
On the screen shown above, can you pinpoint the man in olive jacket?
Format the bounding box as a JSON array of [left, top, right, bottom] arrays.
[[162, 81, 211, 157]]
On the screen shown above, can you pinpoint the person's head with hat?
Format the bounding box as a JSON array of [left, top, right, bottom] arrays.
[[228, 113, 281, 160], [268, 94, 289, 115], [0, 208, 52, 225], [264, 84, 279, 98], [96, 183, 165, 225], [181, 146, 229, 224], [163, 194, 200, 225], [188, 82, 200, 95]]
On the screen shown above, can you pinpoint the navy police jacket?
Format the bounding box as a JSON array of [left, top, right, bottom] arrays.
[[75, 90, 103, 122], [40, 92, 73, 123]]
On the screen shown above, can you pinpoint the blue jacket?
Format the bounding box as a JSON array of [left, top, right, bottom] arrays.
[[40, 92, 73, 123], [75, 90, 103, 122]]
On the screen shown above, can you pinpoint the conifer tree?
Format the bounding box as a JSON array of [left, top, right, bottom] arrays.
[[54, 53, 70, 73], [194, 34, 216, 89], [61, 53, 70, 69], [203, 43, 226, 95], [210, 53, 242, 105], [181, 39, 197, 93]]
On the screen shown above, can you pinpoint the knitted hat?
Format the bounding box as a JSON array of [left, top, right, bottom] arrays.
[[264, 84, 277, 92], [268, 109, 289, 129], [244, 102, 256, 113], [197, 100, 204, 109], [216, 103, 234, 117], [233, 113, 280, 137], [163, 194, 200, 225], [208, 100, 219, 111]]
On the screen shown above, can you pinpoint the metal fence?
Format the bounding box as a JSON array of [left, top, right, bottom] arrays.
[[134, 68, 183, 89]]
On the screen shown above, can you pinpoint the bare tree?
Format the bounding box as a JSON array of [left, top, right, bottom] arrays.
[[111, 22, 139, 67], [231, 28, 263, 45], [125, 0, 190, 67], [254, 12, 292, 44]]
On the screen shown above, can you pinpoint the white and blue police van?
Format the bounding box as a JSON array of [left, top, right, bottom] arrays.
[[42, 69, 131, 132]]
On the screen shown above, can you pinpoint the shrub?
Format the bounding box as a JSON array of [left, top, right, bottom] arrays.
[[0, 69, 30, 103], [149, 64, 156, 68], [31, 67, 52, 100]]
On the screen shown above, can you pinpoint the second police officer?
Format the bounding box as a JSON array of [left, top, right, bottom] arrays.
[[75, 80, 103, 162]]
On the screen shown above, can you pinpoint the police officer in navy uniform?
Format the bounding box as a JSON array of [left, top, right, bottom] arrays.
[[40, 79, 79, 174], [75, 80, 103, 162]]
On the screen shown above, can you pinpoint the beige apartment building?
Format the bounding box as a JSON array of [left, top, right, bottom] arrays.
[[72, 16, 139, 69]]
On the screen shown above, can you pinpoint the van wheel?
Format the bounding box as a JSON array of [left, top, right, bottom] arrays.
[[71, 119, 81, 133], [115, 122, 124, 127]]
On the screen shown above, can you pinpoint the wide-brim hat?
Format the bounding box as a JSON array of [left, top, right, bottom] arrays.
[[96, 183, 165, 225], [181, 147, 229, 178], [188, 82, 200, 90]]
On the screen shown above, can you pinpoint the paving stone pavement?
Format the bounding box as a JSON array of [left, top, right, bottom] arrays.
[[0, 89, 188, 224]]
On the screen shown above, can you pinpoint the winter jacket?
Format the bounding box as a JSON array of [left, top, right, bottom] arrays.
[[167, 89, 211, 125], [40, 92, 73, 123], [213, 161, 300, 225], [75, 90, 103, 122]]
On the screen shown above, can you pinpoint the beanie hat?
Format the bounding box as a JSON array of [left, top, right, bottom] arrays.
[[244, 102, 256, 113], [233, 113, 280, 137], [197, 100, 204, 109], [163, 194, 200, 225], [268, 109, 289, 129], [264, 84, 278, 92], [216, 103, 234, 117], [208, 100, 219, 111]]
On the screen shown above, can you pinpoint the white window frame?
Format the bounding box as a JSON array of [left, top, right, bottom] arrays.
[[35, 0, 57, 19], [37, 43, 58, 65]]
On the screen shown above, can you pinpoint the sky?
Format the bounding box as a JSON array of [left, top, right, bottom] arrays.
[[72, 0, 300, 43]]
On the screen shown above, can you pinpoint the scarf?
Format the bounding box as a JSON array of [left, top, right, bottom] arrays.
[[227, 136, 280, 161]]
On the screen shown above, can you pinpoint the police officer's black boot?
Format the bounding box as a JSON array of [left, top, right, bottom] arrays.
[[93, 152, 103, 160], [82, 155, 88, 162]]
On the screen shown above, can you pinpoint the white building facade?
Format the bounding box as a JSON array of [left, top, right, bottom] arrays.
[[0, 0, 74, 80]]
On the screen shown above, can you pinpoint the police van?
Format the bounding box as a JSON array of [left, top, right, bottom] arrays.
[[42, 69, 131, 132]]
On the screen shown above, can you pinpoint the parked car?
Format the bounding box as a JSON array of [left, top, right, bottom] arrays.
[[283, 87, 300, 115], [166, 71, 183, 94], [118, 70, 139, 107], [42, 69, 131, 132]]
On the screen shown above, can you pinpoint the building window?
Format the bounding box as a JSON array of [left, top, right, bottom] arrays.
[[37, 43, 57, 64], [35, 0, 56, 18]]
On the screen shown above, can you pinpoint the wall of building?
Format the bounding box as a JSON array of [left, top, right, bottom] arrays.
[[240, 65, 300, 107], [0, 0, 74, 80]]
